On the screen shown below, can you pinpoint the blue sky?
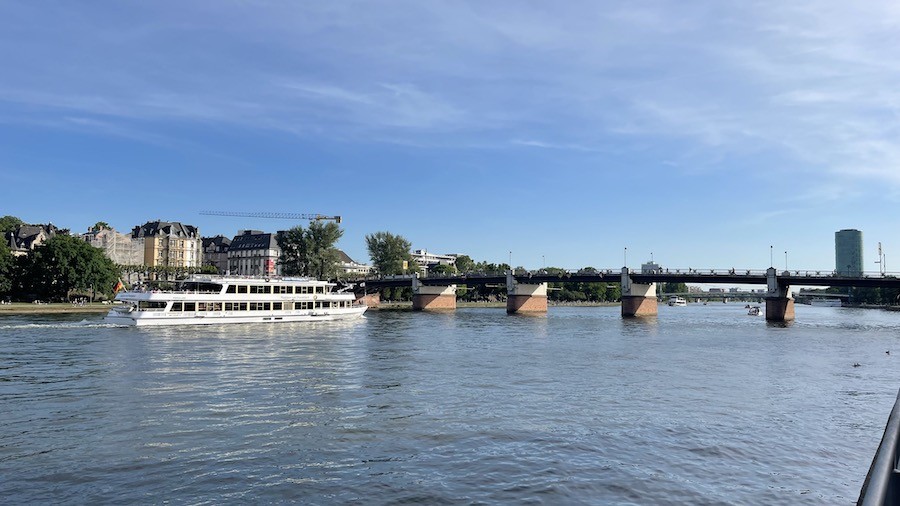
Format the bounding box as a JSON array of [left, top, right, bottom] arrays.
[[1, 1, 898, 273]]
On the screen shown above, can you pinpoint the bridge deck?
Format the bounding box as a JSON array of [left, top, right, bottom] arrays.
[[358, 271, 900, 291]]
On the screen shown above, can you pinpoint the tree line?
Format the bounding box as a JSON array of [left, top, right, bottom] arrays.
[[0, 213, 690, 304]]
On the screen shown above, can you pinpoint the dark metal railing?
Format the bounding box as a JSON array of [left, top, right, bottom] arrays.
[[858, 388, 900, 505]]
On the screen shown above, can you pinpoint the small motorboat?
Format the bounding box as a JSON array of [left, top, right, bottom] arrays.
[[748, 306, 761, 316]]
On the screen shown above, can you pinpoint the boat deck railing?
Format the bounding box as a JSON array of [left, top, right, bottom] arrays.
[[857, 388, 900, 505]]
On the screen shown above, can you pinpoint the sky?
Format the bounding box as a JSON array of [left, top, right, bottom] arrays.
[[1, 1, 898, 273]]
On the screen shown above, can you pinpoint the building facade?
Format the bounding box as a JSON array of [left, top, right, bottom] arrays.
[[835, 229, 863, 276], [337, 250, 374, 276], [201, 235, 231, 274], [410, 249, 457, 273], [131, 221, 202, 268], [5, 223, 58, 257], [81, 227, 143, 265], [228, 230, 281, 276]]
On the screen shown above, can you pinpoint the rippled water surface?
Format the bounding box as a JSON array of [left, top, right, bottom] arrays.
[[2, 304, 899, 504]]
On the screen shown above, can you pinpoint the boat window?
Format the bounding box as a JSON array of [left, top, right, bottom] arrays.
[[226, 285, 236, 294], [237, 285, 248, 294], [184, 302, 196, 312], [299, 286, 309, 294], [224, 302, 233, 311], [198, 302, 207, 311], [172, 302, 183, 312], [211, 303, 222, 311], [138, 301, 168, 310], [272, 302, 282, 311], [275, 286, 291, 294]]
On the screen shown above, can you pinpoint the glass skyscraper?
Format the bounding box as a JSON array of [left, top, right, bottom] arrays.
[[835, 229, 863, 276]]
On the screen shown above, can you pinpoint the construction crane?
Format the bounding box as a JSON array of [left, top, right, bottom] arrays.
[[200, 211, 342, 224]]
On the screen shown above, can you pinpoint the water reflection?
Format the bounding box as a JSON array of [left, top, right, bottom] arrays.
[[620, 315, 659, 336], [3, 307, 900, 504]]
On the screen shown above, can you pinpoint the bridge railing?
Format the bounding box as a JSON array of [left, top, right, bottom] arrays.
[[857, 388, 900, 505], [359, 268, 900, 282]]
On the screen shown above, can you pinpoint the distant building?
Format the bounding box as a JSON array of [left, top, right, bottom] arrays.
[[131, 221, 202, 268], [410, 249, 457, 273], [5, 223, 58, 257], [202, 235, 231, 274], [337, 250, 373, 276], [708, 288, 725, 294], [641, 261, 662, 274], [80, 227, 143, 265], [228, 230, 280, 276], [835, 229, 863, 276]]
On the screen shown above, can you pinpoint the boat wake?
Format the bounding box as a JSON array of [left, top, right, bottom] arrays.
[[0, 319, 120, 330]]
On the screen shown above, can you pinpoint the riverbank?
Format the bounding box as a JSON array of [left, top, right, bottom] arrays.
[[0, 303, 110, 314]]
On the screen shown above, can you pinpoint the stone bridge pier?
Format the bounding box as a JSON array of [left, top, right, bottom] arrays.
[[621, 267, 658, 317], [412, 276, 457, 310], [765, 267, 794, 321], [506, 271, 548, 313]]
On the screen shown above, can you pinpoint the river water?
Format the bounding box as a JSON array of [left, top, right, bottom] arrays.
[[2, 304, 899, 504]]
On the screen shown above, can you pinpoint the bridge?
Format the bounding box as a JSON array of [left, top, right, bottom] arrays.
[[355, 268, 900, 322]]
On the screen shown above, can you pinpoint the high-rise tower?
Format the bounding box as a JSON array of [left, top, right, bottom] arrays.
[[835, 229, 863, 276]]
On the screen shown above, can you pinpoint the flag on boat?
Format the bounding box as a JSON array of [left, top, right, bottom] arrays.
[[113, 279, 125, 294]]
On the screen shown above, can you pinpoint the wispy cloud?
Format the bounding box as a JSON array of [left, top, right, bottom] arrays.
[[1, 0, 899, 195]]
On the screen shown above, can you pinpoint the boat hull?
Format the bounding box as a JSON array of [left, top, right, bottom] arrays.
[[104, 307, 367, 326]]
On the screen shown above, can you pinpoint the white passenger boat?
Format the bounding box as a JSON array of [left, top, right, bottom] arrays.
[[747, 306, 761, 316], [668, 296, 687, 307], [104, 275, 367, 326]]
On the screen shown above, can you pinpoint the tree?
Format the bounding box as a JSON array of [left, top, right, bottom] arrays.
[[277, 221, 343, 279], [0, 215, 23, 235], [454, 254, 475, 273], [20, 234, 119, 301], [91, 221, 111, 232], [429, 263, 455, 276], [0, 242, 13, 296], [365, 231, 414, 275], [661, 282, 688, 294]]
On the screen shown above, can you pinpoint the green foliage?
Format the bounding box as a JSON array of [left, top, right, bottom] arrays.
[[20, 234, 119, 301], [199, 264, 219, 274], [429, 263, 455, 276], [365, 231, 414, 275], [91, 221, 111, 232], [454, 254, 475, 273], [661, 282, 688, 294], [0, 242, 13, 295], [277, 221, 344, 279], [0, 215, 24, 235]]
